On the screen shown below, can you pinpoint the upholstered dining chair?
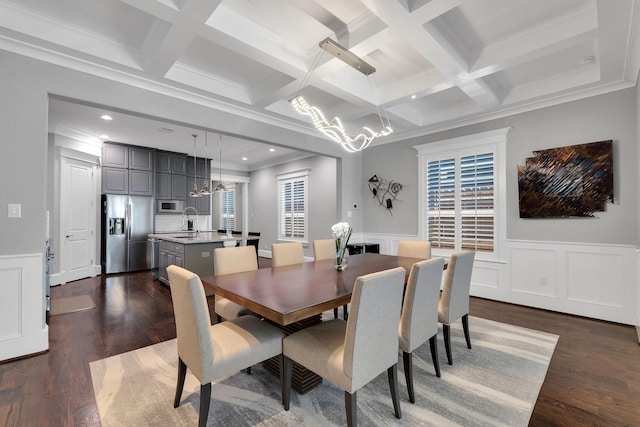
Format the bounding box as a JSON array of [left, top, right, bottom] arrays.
[[397, 240, 431, 259], [282, 267, 406, 427], [398, 257, 445, 403], [438, 251, 475, 365], [166, 265, 285, 427], [313, 239, 348, 320], [271, 242, 304, 267], [213, 245, 258, 323]]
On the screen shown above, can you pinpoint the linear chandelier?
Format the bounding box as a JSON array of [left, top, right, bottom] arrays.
[[290, 38, 393, 153]]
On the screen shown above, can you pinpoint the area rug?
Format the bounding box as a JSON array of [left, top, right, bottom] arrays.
[[49, 295, 96, 316], [90, 317, 558, 426]]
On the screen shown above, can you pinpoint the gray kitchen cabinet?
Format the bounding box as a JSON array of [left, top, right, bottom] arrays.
[[157, 239, 219, 286], [102, 143, 128, 169], [157, 151, 186, 175], [102, 167, 128, 194], [187, 156, 209, 179], [129, 169, 153, 196], [157, 172, 186, 200], [186, 188, 211, 215], [129, 146, 153, 171]]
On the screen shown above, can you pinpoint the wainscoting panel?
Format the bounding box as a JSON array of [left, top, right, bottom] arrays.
[[0, 254, 48, 361], [362, 233, 637, 325], [510, 248, 557, 298], [566, 251, 624, 307]]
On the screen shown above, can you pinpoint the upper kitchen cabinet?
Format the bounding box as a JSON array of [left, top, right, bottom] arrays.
[[187, 156, 209, 179], [102, 143, 128, 169], [157, 173, 186, 200], [129, 147, 153, 171], [156, 151, 186, 175], [129, 170, 153, 196], [102, 167, 128, 194]]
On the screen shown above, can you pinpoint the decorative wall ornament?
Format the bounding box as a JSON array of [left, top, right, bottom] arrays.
[[368, 175, 403, 214], [517, 140, 613, 218]]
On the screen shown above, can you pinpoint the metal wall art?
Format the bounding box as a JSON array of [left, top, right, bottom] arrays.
[[517, 140, 613, 218], [368, 175, 403, 214]]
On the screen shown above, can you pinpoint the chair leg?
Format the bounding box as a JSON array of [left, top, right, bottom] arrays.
[[345, 391, 357, 427], [283, 356, 292, 411], [402, 351, 415, 403], [333, 307, 338, 319], [216, 314, 222, 324], [174, 357, 187, 408], [443, 324, 453, 365], [279, 354, 286, 406], [198, 383, 211, 427], [246, 366, 252, 374], [387, 364, 402, 419], [429, 335, 441, 377], [343, 304, 348, 320], [462, 314, 472, 349]]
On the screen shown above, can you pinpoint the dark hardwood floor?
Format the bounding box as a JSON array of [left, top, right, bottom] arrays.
[[1, 259, 638, 426]]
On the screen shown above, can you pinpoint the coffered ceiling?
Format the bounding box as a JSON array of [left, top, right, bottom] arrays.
[[1, 0, 639, 170]]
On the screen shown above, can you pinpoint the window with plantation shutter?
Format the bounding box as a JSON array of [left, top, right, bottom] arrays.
[[416, 128, 508, 258], [219, 188, 235, 231], [277, 169, 309, 243]]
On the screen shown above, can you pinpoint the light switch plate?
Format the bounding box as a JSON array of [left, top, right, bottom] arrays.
[[8, 203, 21, 218]]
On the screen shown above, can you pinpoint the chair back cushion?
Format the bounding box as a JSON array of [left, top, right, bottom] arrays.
[[399, 257, 445, 352], [344, 267, 405, 391], [271, 242, 304, 267], [167, 265, 213, 382], [214, 245, 257, 275], [313, 239, 335, 261], [438, 251, 475, 324], [397, 240, 431, 259]]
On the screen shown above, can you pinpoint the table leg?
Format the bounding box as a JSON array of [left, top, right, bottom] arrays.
[[263, 314, 323, 394]]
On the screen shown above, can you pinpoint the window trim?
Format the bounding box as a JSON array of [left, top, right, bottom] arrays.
[[276, 168, 310, 244], [414, 127, 510, 260], [218, 184, 236, 231]]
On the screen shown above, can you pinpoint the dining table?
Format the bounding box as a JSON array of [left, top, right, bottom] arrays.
[[200, 252, 425, 394]]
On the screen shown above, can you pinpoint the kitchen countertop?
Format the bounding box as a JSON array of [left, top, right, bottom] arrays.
[[148, 231, 242, 244]]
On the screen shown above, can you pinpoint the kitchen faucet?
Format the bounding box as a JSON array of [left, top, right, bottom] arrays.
[[181, 206, 199, 233]]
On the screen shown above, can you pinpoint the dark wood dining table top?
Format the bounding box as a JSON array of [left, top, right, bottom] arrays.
[[200, 253, 425, 326]]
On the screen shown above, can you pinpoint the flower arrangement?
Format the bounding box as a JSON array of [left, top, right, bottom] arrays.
[[331, 221, 352, 271]]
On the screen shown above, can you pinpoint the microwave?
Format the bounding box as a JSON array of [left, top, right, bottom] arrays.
[[157, 199, 185, 213]]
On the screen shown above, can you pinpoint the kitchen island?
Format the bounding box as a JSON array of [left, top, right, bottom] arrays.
[[149, 231, 242, 286]]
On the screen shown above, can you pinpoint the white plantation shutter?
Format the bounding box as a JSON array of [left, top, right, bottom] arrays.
[[417, 127, 508, 259], [460, 153, 494, 252], [220, 189, 235, 230], [427, 158, 456, 249], [278, 170, 308, 242]]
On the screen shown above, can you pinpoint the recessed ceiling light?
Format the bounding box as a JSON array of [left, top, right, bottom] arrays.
[[100, 134, 109, 139], [158, 127, 174, 133], [578, 56, 595, 66], [269, 148, 275, 152], [101, 115, 113, 121], [411, 94, 417, 100], [242, 157, 248, 161]]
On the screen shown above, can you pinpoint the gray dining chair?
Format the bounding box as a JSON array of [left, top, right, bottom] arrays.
[[438, 251, 476, 365], [397, 240, 431, 259], [213, 245, 257, 323], [166, 265, 285, 427], [399, 257, 445, 403], [271, 242, 304, 267], [282, 267, 406, 427], [313, 239, 348, 320]]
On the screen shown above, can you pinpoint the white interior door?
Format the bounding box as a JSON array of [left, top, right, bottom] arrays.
[[60, 156, 96, 283]]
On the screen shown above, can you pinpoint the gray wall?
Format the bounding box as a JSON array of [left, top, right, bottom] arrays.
[[363, 88, 638, 245], [248, 155, 338, 257]]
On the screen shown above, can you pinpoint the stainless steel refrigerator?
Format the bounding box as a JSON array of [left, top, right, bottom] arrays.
[[101, 194, 154, 274]]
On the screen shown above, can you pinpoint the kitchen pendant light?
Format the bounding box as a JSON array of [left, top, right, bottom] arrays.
[[214, 133, 226, 192], [199, 131, 211, 194], [189, 134, 201, 197]]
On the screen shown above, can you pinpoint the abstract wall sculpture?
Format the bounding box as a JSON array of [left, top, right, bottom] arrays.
[[368, 175, 403, 214], [517, 140, 613, 218]]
